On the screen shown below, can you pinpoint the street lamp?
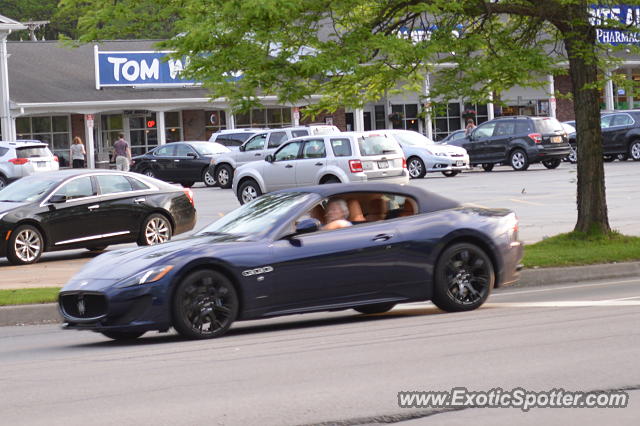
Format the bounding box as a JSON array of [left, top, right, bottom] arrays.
[[0, 14, 27, 141]]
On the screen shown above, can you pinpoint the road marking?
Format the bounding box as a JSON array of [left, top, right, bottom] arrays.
[[508, 198, 545, 206], [493, 278, 640, 297]]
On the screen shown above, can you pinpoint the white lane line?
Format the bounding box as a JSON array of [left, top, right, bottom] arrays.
[[493, 278, 640, 297]]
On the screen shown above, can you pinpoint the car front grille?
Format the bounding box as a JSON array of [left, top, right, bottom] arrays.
[[60, 293, 107, 320]]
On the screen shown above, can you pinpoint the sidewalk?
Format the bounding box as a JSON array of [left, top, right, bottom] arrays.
[[0, 255, 93, 289]]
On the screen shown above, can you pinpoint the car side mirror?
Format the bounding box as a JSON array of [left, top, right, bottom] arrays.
[[49, 194, 66, 204], [265, 154, 275, 163], [187, 152, 197, 159], [295, 218, 320, 235], [239, 145, 246, 152]]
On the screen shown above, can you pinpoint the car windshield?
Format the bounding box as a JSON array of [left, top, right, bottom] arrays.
[[357, 135, 399, 156], [16, 146, 52, 158], [192, 142, 229, 155], [390, 131, 436, 147], [0, 176, 58, 202], [197, 192, 312, 237]]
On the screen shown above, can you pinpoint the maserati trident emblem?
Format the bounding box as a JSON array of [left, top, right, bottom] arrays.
[[77, 297, 86, 316]]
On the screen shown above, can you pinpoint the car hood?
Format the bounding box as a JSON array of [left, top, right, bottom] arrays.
[[0, 201, 27, 215], [62, 234, 251, 291]]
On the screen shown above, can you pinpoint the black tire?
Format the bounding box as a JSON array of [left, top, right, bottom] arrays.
[[354, 303, 396, 315], [202, 168, 217, 187], [509, 149, 529, 171], [101, 331, 145, 341], [138, 213, 172, 246], [237, 179, 262, 205], [542, 159, 561, 169], [181, 181, 195, 188], [172, 269, 239, 340], [442, 170, 460, 177], [603, 155, 615, 163], [407, 157, 426, 179], [617, 153, 629, 161], [7, 224, 44, 265], [216, 164, 234, 189], [321, 176, 341, 184], [87, 245, 108, 252], [142, 168, 156, 178], [431, 243, 495, 312], [481, 163, 494, 172], [629, 140, 640, 161], [0, 174, 7, 190]]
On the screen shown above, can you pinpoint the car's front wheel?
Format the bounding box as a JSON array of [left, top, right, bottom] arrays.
[[138, 213, 172, 246], [354, 303, 396, 315], [216, 164, 234, 189], [202, 168, 217, 187], [481, 163, 494, 172], [407, 157, 426, 179], [100, 331, 145, 341], [629, 140, 640, 161], [237, 179, 262, 205], [542, 159, 561, 169], [442, 170, 459, 177], [509, 149, 529, 171], [172, 269, 239, 339], [431, 243, 495, 312], [7, 225, 44, 265], [142, 168, 156, 178]]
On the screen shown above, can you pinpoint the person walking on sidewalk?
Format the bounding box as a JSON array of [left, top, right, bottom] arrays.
[[70, 136, 86, 168], [113, 133, 131, 172]]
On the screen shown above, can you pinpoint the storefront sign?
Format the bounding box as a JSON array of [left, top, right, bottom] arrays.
[[95, 48, 197, 88], [591, 5, 640, 45]]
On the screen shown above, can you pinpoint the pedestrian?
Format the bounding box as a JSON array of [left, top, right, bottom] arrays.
[[70, 136, 86, 168], [113, 132, 131, 171], [465, 118, 477, 135]]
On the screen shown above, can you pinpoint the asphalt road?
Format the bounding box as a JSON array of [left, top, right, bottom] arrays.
[[1, 278, 639, 425]]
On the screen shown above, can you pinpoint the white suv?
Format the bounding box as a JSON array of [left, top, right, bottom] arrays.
[[0, 140, 59, 189], [232, 132, 409, 204], [209, 125, 340, 188]]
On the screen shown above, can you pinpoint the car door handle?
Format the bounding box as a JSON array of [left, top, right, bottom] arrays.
[[285, 164, 293, 168], [255, 153, 262, 157], [134, 198, 146, 204], [88, 204, 100, 211], [150, 159, 157, 163], [174, 159, 180, 162], [372, 233, 392, 242], [315, 162, 323, 166]]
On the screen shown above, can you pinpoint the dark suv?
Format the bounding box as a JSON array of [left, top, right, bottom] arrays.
[[448, 116, 571, 171], [567, 111, 640, 162]]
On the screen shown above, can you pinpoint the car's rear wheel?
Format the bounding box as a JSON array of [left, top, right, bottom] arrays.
[[603, 155, 616, 163], [202, 168, 217, 187], [354, 303, 396, 315], [629, 140, 640, 161], [142, 168, 155, 178], [481, 163, 494, 172], [542, 159, 561, 169], [100, 331, 145, 341], [238, 179, 262, 205], [216, 164, 233, 189], [172, 270, 239, 339], [431, 243, 495, 312], [0, 174, 7, 189], [87, 245, 108, 252], [442, 170, 459, 177], [407, 157, 426, 179], [509, 149, 529, 171], [138, 213, 172, 246], [7, 225, 44, 265]]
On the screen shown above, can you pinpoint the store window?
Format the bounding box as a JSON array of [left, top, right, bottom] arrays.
[[390, 104, 419, 131], [235, 107, 292, 128], [16, 115, 71, 167], [205, 110, 227, 140], [432, 103, 462, 141], [164, 111, 183, 143], [374, 105, 386, 129], [129, 113, 158, 156], [101, 114, 124, 159]]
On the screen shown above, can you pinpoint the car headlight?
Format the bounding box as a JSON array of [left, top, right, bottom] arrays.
[[436, 152, 448, 157], [114, 265, 174, 288]]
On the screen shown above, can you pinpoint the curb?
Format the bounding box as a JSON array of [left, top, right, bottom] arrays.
[[1, 261, 639, 327]]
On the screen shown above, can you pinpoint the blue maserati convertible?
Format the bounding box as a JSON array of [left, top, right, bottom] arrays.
[[59, 183, 523, 340]]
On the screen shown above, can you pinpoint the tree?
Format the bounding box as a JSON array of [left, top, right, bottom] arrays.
[[2, 0, 75, 40], [65, 0, 640, 235]]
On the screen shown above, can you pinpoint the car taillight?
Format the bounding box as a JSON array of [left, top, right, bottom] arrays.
[[349, 159, 363, 173], [8, 158, 29, 165], [402, 158, 407, 169], [183, 188, 194, 206], [53, 156, 59, 162], [528, 133, 542, 144]]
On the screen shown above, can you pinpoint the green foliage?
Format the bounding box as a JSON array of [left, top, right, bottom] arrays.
[[0, 287, 60, 306]]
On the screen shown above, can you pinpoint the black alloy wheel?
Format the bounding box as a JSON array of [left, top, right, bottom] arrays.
[[7, 224, 44, 265], [138, 213, 172, 246], [542, 159, 561, 169], [237, 179, 262, 205], [354, 303, 397, 315], [442, 170, 460, 177], [481, 163, 494, 172], [407, 157, 426, 179], [172, 270, 239, 339], [216, 164, 234, 189], [202, 168, 217, 187], [629, 140, 640, 161], [143, 168, 156, 178], [101, 331, 146, 341], [431, 243, 495, 312], [509, 149, 529, 171]]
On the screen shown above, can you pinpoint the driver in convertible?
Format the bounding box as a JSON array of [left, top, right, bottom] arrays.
[[323, 198, 352, 230]]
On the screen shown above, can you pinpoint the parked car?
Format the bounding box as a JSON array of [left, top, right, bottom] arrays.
[[0, 170, 196, 265], [132, 141, 229, 187], [58, 183, 523, 341], [210, 125, 341, 189], [447, 116, 571, 171], [440, 129, 467, 144], [208, 128, 266, 149], [0, 140, 59, 189], [232, 132, 409, 204], [567, 111, 640, 163], [370, 129, 469, 178]]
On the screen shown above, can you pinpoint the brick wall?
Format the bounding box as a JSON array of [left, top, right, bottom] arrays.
[[182, 110, 206, 140], [300, 107, 347, 131], [555, 75, 575, 122]]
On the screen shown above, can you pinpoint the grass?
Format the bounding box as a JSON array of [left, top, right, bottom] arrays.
[[523, 231, 640, 268], [0, 287, 61, 306]]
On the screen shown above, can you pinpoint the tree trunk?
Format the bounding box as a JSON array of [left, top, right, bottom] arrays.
[[562, 17, 611, 234]]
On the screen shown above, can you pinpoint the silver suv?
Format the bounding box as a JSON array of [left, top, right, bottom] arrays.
[[232, 132, 409, 204], [209, 125, 340, 188], [208, 128, 266, 149], [0, 140, 59, 189]]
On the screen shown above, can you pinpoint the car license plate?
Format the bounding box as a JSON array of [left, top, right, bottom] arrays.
[[551, 136, 562, 143], [36, 161, 46, 167], [377, 160, 389, 169], [456, 160, 464, 166]]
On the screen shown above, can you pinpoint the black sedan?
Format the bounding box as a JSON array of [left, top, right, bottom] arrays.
[[131, 141, 230, 187], [59, 183, 523, 341], [0, 170, 196, 265]]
